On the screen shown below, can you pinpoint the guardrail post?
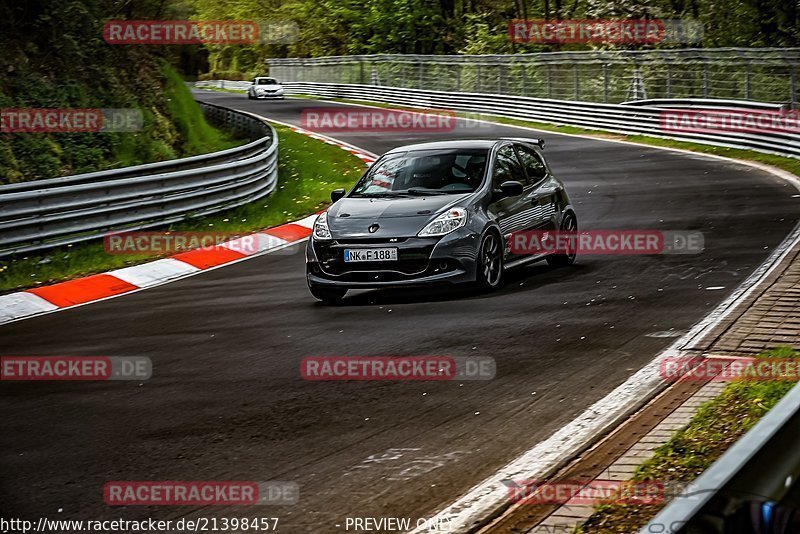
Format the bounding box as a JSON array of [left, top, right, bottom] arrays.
[[520, 64, 526, 97], [360, 61, 365, 84], [603, 63, 609, 103], [792, 64, 798, 109], [418, 61, 424, 89], [455, 64, 461, 92], [574, 63, 580, 100], [703, 61, 710, 98], [476, 64, 482, 92]]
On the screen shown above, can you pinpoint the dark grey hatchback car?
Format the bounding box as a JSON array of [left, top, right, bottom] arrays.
[[305, 138, 577, 303]]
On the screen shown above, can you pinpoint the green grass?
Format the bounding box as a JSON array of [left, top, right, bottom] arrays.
[[578, 347, 799, 534], [289, 93, 800, 178], [162, 66, 243, 156], [0, 123, 365, 294]]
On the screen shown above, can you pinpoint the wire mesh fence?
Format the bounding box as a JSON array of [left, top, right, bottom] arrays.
[[267, 48, 800, 105]]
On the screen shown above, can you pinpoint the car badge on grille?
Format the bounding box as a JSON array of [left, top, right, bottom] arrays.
[[368, 223, 380, 233]]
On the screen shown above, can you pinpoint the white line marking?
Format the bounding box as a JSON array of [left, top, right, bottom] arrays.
[[412, 226, 800, 534], [110, 258, 200, 288], [0, 292, 58, 324]]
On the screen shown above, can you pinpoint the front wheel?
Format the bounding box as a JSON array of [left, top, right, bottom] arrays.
[[247, 92, 255, 100], [308, 283, 347, 304], [546, 212, 578, 267], [476, 231, 504, 290]]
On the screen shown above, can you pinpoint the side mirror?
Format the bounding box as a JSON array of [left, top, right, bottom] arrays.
[[331, 188, 346, 202], [495, 180, 523, 199]]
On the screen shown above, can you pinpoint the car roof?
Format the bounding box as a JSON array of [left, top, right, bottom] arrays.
[[385, 139, 500, 153]]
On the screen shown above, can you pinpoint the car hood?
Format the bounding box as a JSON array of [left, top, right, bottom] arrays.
[[327, 194, 469, 238], [255, 84, 282, 90]]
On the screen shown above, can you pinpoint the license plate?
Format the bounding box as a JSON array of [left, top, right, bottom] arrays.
[[344, 248, 398, 262]]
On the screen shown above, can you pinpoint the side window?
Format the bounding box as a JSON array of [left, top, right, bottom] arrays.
[[492, 146, 526, 189], [515, 144, 548, 185]]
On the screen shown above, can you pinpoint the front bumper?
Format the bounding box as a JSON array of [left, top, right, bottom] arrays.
[[253, 92, 285, 99], [306, 229, 480, 288]]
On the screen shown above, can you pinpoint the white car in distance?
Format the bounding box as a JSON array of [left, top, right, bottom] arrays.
[[247, 77, 285, 100]]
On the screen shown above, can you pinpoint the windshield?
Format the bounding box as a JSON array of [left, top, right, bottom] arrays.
[[351, 148, 488, 197], [256, 78, 278, 85]]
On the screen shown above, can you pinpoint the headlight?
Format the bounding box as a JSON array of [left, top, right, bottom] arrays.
[[313, 211, 332, 240], [418, 207, 467, 237]]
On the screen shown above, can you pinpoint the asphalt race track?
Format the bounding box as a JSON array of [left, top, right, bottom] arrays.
[[1, 91, 798, 532]]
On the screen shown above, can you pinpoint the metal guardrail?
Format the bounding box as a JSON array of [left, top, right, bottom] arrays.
[[268, 48, 800, 105], [0, 102, 278, 258], [278, 81, 800, 158], [644, 381, 800, 533], [195, 80, 253, 92]]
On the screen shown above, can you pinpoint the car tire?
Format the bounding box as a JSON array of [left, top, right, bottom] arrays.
[[308, 284, 347, 304], [546, 212, 578, 267], [476, 231, 504, 290], [247, 93, 254, 100]]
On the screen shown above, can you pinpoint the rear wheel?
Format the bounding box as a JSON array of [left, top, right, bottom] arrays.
[[476, 231, 504, 290], [546, 212, 578, 267], [308, 284, 347, 304]]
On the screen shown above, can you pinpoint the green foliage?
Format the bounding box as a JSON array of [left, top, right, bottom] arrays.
[[0, 0, 239, 184], [189, 0, 800, 69], [579, 347, 800, 533]]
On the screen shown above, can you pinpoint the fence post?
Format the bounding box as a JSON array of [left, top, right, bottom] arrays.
[[547, 64, 552, 98], [476, 64, 482, 92], [498, 64, 504, 93], [792, 64, 798, 109], [745, 62, 752, 100], [703, 61, 710, 98], [520, 64, 526, 97], [455, 63, 461, 92], [360, 60, 365, 84], [574, 63, 580, 100], [603, 63, 609, 103], [666, 63, 672, 98]]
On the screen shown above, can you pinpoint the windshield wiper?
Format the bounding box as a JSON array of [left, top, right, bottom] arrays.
[[405, 188, 450, 196], [352, 191, 402, 198]]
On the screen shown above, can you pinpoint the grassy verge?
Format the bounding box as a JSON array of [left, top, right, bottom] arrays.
[[0, 124, 365, 294], [288, 93, 800, 178], [578, 347, 799, 533]]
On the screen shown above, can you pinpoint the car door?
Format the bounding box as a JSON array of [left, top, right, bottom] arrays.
[[490, 145, 530, 240], [514, 143, 558, 231]]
